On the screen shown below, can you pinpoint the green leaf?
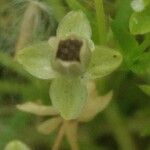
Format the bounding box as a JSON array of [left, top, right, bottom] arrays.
[[45, 0, 67, 21], [131, 52, 150, 75], [129, 108, 150, 136], [65, 0, 86, 11], [87, 46, 122, 79], [57, 11, 92, 40], [112, 0, 139, 67], [139, 84, 150, 96], [16, 42, 56, 79], [64, 0, 99, 44], [130, 5, 150, 34], [50, 76, 87, 119], [4, 141, 31, 150]]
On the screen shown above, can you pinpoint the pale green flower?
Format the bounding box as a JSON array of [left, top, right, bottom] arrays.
[[16, 11, 122, 119]]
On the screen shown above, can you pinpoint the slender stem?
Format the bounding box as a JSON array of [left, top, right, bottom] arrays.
[[65, 121, 79, 150], [104, 73, 136, 150], [94, 0, 107, 44], [139, 34, 150, 52], [52, 123, 65, 150], [15, 1, 40, 52], [0, 80, 27, 94], [116, 0, 121, 7], [105, 103, 137, 150]]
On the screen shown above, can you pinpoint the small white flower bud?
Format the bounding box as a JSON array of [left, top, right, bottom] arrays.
[[131, 0, 145, 12]]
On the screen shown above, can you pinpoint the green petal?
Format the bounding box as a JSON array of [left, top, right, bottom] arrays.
[[5, 141, 30, 150], [139, 84, 150, 96], [50, 76, 87, 120], [16, 42, 56, 79], [87, 46, 122, 79], [129, 5, 150, 34], [57, 11, 92, 39]]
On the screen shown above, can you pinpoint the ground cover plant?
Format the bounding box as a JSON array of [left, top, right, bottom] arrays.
[[0, 0, 150, 150]]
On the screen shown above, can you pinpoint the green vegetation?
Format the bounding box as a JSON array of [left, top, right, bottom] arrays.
[[0, 0, 150, 150]]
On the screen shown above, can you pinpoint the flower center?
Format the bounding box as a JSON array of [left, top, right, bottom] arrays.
[[57, 39, 83, 62]]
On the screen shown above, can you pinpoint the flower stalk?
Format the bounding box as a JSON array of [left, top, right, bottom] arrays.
[[52, 123, 65, 150], [94, 0, 107, 44]]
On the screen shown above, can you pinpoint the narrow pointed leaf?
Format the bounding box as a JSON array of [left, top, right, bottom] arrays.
[[37, 117, 62, 135], [87, 46, 122, 79], [50, 76, 87, 120], [45, 0, 67, 21], [17, 102, 59, 116], [16, 42, 56, 79], [139, 85, 150, 96], [57, 11, 92, 39], [5, 141, 31, 150], [111, 0, 139, 67], [130, 5, 150, 34], [131, 52, 150, 75]]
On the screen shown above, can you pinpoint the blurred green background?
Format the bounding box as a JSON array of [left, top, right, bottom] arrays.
[[0, 0, 149, 149]]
